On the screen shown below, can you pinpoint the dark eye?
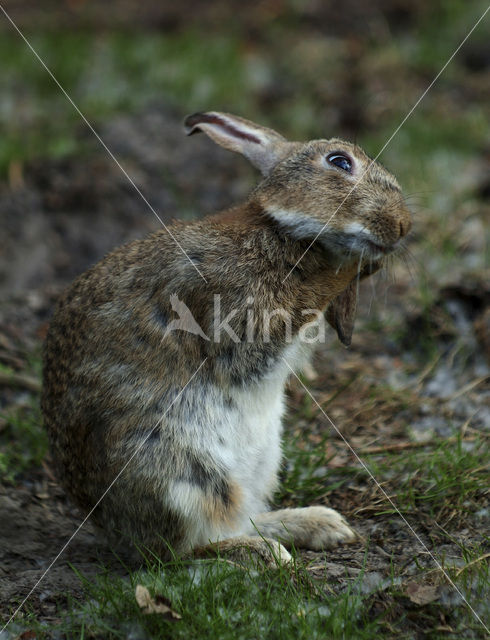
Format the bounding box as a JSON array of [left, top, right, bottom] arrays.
[[327, 153, 352, 173]]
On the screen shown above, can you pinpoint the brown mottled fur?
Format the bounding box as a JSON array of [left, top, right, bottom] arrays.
[[42, 112, 411, 562]]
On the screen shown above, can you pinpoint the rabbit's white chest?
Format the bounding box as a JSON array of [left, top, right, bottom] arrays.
[[208, 338, 311, 510], [226, 373, 285, 499], [165, 337, 313, 541]]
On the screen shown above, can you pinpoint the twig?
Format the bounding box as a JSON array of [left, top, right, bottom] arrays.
[[455, 553, 490, 577], [411, 352, 443, 390], [448, 376, 488, 401], [41, 459, 57, 484], [0, 371, 41, 393], [466, 426, 490, 438], [357, 436, 477, 455]]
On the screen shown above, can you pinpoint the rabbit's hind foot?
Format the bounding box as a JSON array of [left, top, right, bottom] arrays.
[[193, 535, 292, 567]]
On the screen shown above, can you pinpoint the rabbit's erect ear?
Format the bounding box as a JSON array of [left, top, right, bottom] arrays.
[[184, 111, 291, 175]]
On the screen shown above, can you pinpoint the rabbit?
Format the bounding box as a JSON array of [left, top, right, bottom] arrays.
[[42, 111, 411, 565]]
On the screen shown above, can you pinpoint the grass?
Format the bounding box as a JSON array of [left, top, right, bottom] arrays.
[[1, 0, 488, 183], [0, 362, 46, 483], [0, 30, 252, 175], [278, 415, 366, 506], [365, 434, 489, 521], [1, 361, 489, 638], [20, 554, 384, 640], [18, 536, 486, 640], [15, 532, 488, 639]]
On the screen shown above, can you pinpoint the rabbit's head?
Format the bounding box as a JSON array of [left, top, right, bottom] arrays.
[[185, 111, 411, 266], [185, 111, 412, 344]]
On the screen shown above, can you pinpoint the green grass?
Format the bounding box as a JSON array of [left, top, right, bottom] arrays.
[[366, 434, 488, 521], [402, 0, 490, 72], [1, 3, 488, 184], [0, 365, 46, 483], [0, 30, 252, 175], [15, 537, 488, 639], [16, 553, 399, 638], [44, 556, 381, 640], [278, 417, 365, 506], [2, 361, 489, 638]]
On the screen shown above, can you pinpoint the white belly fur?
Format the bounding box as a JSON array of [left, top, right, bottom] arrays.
[[207, 338, 312, 520], [165, 337, 314, 545]]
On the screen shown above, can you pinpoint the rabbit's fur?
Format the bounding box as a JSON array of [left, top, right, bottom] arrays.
[[42, 112, 411, 563]]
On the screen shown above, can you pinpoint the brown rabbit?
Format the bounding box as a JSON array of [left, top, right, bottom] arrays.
[[42, 112, 411, 564]]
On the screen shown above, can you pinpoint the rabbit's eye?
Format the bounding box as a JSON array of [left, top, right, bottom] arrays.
[[327, 153, 352, 173]]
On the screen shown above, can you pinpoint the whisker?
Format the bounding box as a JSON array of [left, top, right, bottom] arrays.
[[386, 199, 422, 216], [368, 265, 377, 315], [356, 250, 365, 302], [396, 244, 429, 282], [403, 189, 436, 199]]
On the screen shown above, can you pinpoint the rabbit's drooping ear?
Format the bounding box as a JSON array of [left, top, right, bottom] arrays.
[[326, 261, 383, 346], [325, 281, 358, 347], [184, 112, 291, 175]]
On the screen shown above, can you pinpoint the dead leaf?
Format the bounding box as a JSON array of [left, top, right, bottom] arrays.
[[405, 582, 440, 605], [15, 631, 37, 640], [135, 584, 181, 620]]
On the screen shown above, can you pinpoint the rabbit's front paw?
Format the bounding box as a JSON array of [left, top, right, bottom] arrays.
[[302, 505, 357, 550], [253, 506, 358, 550]]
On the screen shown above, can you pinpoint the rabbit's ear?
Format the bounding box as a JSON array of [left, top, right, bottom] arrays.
[[326, 261, 383, 346], [184, 112, 291, 175], [325, 281, 358, 347]]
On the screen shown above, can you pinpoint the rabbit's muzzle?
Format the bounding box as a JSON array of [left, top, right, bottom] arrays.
[[365, 201, 412, 253]]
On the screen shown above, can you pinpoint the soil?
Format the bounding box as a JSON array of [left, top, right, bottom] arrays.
[[0, 0, 430, 34]]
